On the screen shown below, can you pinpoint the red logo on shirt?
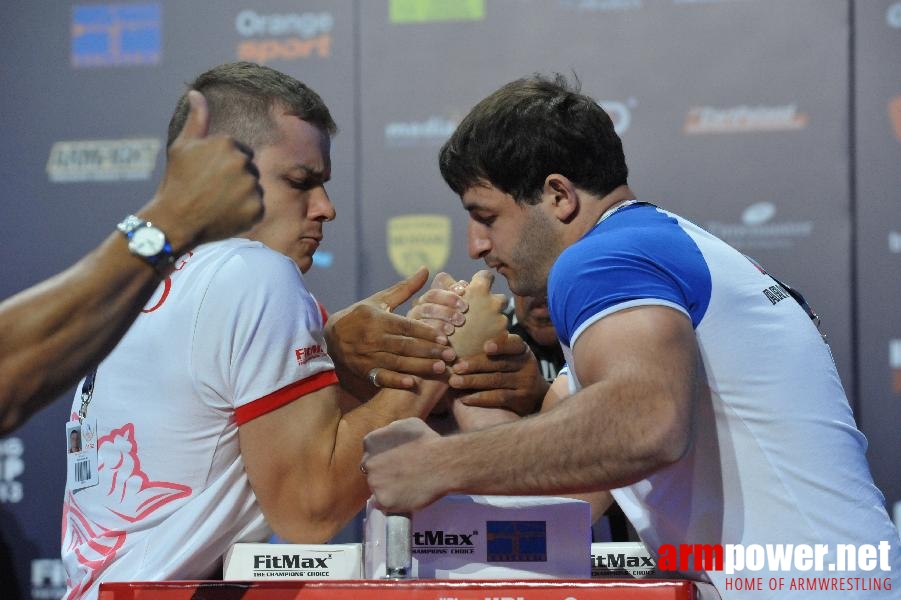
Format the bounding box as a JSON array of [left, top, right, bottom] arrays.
[[295, 344, 326, 365], [142, 251, 194, 314]]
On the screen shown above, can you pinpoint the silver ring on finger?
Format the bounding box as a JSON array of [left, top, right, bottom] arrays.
[[368, 367, 382, 388]]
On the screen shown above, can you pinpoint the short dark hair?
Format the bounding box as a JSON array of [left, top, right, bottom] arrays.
[[166, 61, 337, 149], [439, 73, 627, 205]]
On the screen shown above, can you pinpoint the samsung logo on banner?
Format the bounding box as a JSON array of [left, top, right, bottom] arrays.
[[31, 559, 66, 599], [742, 202, 776, 226], [385, 117, 458, 147], [71, 3, 161, 68], [486, 520, 547, 562], [236, 10, 333, 64], [706, 202, 813, 250], [684, 104, 808, 134], [47, 138, 160, 183], [887, 2, 901, 28], [0, 437, 24, 503]]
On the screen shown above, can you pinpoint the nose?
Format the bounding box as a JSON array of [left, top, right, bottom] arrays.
[[310, 186, 336, 222], [467, 219, 491, 259]]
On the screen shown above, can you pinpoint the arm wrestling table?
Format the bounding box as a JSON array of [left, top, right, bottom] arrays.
[[100, 578, 719, 600]]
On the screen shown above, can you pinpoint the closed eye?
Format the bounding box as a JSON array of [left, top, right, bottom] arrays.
[[287, 177, 318, 192]]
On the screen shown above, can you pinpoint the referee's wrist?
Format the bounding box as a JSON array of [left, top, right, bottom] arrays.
[[134, 207, 195, 259], [116, 214, 178, 278]]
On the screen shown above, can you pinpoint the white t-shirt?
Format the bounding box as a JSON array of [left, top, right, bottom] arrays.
[[62, 239, 337, 600], [549, 203, 901, 597]]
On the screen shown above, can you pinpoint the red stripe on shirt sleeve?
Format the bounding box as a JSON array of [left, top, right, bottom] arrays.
[[235, 370, 338, 426], [317, 301, 329, 324]]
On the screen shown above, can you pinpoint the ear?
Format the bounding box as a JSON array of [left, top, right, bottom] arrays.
[[542, 173, 579, 222]]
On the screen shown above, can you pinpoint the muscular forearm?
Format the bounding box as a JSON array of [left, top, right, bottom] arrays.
[[0, 232, 165, 434], [285, 378, 448, 542], [426, 380, 690, 499], [365, 306, 700, 513]]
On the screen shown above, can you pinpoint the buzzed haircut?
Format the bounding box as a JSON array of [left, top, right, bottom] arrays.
[[166, 61, 337, 150]]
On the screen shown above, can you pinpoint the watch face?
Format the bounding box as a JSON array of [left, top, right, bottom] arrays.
[[129, 226, 166, 257]]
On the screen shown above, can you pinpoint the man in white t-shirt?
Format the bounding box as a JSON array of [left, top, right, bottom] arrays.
[[60, 62, 507, 600]]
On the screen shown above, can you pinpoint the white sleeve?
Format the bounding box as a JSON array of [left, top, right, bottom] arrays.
[[190, 246, 336, 420]]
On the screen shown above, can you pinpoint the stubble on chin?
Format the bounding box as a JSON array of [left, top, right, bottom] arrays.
[[293, 253, 314, 274]]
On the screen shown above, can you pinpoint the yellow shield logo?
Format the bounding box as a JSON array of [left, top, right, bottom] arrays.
[[387, 214, 451, 277]]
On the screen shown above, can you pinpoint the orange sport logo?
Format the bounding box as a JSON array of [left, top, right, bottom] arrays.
[[235, 9, 333, 64]]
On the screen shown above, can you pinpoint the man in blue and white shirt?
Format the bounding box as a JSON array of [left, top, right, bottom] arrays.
[[361, 74, 901, 598]]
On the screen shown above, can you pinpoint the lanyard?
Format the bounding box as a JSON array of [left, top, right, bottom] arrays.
[[78, 369, 96, 421]]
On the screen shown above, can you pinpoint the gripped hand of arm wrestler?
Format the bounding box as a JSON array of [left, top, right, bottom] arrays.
[[443, 270, 533, 428], [445, 270, 509, 356], [407, 271, 471, 336], [361, 417, 444, 511], [410, 271, 547, 420], [449, 333, 546, 421], [324, 266, 458, 397], [361, 269, 511, 508]]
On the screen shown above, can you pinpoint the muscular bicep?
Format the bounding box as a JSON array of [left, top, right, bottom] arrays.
[[572, 305, 700, 467], [238, 383, 344, 540]]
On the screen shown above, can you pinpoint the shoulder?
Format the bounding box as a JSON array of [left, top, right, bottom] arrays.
[[552, 205, 707, 288], [190, 240, 316, 317], [199, 239, 309, 291], [548, 205, 713, 343], [558, 205, 684, 262], [209, 239, 301, 275]]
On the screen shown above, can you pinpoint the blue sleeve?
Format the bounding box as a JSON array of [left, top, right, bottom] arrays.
[[548, 209, 711, 348]]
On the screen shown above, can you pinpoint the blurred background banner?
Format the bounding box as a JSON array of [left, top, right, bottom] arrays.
[[1, 1, 898, 598]]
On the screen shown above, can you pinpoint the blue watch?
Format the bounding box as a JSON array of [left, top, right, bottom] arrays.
[[117, 215, 175, 270]]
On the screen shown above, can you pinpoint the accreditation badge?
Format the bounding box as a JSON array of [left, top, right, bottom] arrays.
[[66, 419, 99, 491]]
